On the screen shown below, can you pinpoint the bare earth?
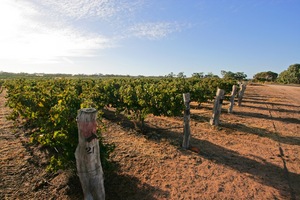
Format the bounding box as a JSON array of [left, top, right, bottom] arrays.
[[0, 84, 299, 199]]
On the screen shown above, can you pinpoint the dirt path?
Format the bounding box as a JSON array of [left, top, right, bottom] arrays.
[[1, 84, 300, 199], [0, 92, 82, 200], [0, 92, 31, 199], [238, 84, 300, 199]]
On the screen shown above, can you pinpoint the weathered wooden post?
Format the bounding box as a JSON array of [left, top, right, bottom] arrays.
[[210, 88, 225, 126], [228, 85, 237, 113], [238, 84, 246, 106], [75, 108, 105, 200], [182, 93, 191, 149]]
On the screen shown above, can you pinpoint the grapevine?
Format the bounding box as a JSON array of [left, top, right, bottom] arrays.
[[3, 77, 236, 171]]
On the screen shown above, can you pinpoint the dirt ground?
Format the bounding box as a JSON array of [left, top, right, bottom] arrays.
[[0, 84, 299, 200]]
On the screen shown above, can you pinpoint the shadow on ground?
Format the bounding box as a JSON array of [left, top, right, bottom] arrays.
[[243, 104, 300, 114], [234, 111, 300, 125], [221, 122, 300, 146], [242, 99, 300, 108], [103, 108, 299, 200], [105, 162, 169, 200]]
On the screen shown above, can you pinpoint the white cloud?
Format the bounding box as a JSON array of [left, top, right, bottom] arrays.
[[0, 0, 186, 67], [0, 0, 114, 64], [32, 0, 182, 40], [128, 22, 183, 40], [35, 0, 144, 20], [1, 25, 112, 59]]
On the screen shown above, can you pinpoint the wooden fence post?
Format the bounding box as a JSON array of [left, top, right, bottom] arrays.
[[75, 108, 105, 200], [182, 93, 191, 149], [238, 84, 246, 106], [228, 85, 237, 113], [210, 88, 225, 126]]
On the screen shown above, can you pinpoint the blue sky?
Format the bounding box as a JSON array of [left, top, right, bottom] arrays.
[[0, 0, 299, 78]]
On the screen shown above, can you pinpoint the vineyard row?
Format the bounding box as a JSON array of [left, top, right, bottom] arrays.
[[2, 77, 236, 171]]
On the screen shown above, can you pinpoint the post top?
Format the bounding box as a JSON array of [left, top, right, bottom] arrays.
[[183, 93, 190, 102], [79, 108, 97, 113]]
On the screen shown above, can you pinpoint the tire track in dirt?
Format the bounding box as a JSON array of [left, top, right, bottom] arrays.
[[265, 97, 296, 200]]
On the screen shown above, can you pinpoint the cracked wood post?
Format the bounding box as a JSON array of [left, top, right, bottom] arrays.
[[75, 108, 105, 200], [228, 85, 237, 113], [210, 88, 225, 126], [238, 84, 247, 106], [182, 93, 191, 149]]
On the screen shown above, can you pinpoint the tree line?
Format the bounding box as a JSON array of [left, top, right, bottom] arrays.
[[1, 63, 299, 84], [252, 64, 300, 84]]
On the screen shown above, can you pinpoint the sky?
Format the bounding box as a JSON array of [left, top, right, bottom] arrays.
[[0, 0, 299, 78]]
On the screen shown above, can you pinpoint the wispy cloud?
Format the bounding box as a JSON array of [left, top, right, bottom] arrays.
[[128, 22, 183, 40], [0, 0, 115, 64], [35, 0, 145, 20], [33, 0, 184, 40], [0, 0, 187, 66]]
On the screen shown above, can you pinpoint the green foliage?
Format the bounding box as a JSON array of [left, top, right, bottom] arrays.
[[277, 64, 300, 84], [4, 79, 113, 172], [190, 77, 236, 103], [253, 71, 278, 82], [0, 80, 4, 94], [221, 70, 247, 81], [191, 72, 204, 79], [204, 72, 219, 78], [177, 72, 186, 78], [3, 77, 236, 171]]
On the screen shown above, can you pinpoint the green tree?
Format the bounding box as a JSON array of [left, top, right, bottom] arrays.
[[166, 72, 175, 78], [221, 70, 247, 81], [205, 72, 219, 78], [253, 71, 278, 82], [177, 72, 186, 78], [277, 64, 300, 84], [191, 72, 204, 78], [221, 70, 235, 79], [235, 72, 247, 81]]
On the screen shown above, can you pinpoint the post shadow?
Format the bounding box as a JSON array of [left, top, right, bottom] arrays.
[[235, 111, 300, 125], [102, 108, 299, 199], [143, 123, 299, 199], [221, 122, 300, 146], [105, 162, 169, 200], [241, 100, 300, 108], [65, 162, 169, 200], [242, 104, 300, 114], [196, 139, 298, 200]]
